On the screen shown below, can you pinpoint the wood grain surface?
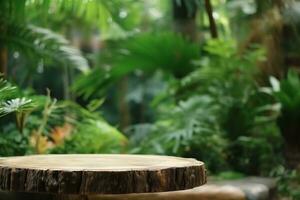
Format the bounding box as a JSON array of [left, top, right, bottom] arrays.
[[0, 154, 206, 195]]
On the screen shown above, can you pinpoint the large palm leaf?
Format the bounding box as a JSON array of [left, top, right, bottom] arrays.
[[0, 0, 123, 73], [24, 0, 131, 41], [0, 22, 89, 72], [1, 0, 114, 31], [73, 32, 200, 98]]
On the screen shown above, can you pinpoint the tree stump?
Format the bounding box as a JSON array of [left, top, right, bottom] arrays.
[[0, 154, 206, 200]]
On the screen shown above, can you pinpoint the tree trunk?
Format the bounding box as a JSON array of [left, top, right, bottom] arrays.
[[0, 45, 7, 77], [172, 0, 198, 42], [0, 16, 8, 77], [117, 77, 131, 131], [204, 0, 218, 39], [279, 119, 300, 169]]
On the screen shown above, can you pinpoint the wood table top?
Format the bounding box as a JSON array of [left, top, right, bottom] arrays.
[[0, 154, 206, 195]]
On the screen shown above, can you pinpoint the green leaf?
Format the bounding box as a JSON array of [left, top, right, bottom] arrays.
[[269, 76, 280, 92], [73, 32, 200, 98], [0, 78, 17, 100], [0, 98, 35, 117], [0, 22, 89, 73]]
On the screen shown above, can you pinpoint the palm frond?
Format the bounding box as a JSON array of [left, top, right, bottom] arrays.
[[25, 0, 121, 37], [1, 0, 126, 42], [0, 23, 89, 73], [73, 32, 200, 98], [0, 78, 18, 100]]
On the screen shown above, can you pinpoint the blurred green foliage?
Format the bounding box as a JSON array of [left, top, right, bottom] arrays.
[[128, 40, 282, 175], [1, 1, 300, 199], [74, 32, 200, 98], [0, 79, 127, 156], [271, 166, 300, 199], [0, 125, 30, 156], [269, 70, 300, 123], [51, 119, 127, 154]]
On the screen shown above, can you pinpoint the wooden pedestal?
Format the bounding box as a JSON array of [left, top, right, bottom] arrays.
[[0, 154, 207, 199]]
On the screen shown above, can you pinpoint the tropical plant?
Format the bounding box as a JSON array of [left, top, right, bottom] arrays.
[[0, 78, 36, 133], [0, 78, 36, 156], [2, 23, 89, 73], [268, 70, 300, 119], [0, 76, 127, 156], [0, 1, 93, 75], [195, 40, 281, 174], [51, 119, 127, 154], [175, 39, 265, 98], [128, 95, 228, 172], [128, 39, 281, 175], [27, 96, 128, 155], [0, 125, 30, 156], [271, 165, 300, 200], [73, 32, 200, 98], [265, 69, 300, 169]]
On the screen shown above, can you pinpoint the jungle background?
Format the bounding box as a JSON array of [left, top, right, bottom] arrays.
[[0, 0, 300, 199]]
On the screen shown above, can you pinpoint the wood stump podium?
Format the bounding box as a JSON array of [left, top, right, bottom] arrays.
[[0, 154, 206, 200]]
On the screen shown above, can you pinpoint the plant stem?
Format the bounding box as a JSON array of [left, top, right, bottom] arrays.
[[118, 77, 131, 131], [35, 92, 56, 154], [16, 112, 27, 135], [204, 0, 218, 39]]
